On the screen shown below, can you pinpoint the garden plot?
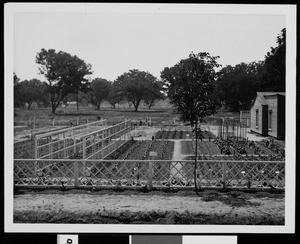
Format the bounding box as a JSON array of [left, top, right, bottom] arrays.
[[14, 119, 285, 190], [181, 141, 221, 155], [155, 129, 215, 140], [101, 140, 175, 183]]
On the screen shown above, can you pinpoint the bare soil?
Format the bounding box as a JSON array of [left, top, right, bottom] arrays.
[[14, 188, 284, 225]]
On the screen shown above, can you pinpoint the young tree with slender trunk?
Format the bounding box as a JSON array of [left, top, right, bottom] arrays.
[[161, 52, 221, 191]]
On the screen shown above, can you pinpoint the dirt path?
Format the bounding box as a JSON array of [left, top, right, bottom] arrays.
[[14, 193, 284, 215], [170, 140, 184, 177], [13, 190, 285, 224]]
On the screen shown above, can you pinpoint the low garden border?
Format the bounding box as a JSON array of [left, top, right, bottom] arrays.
[[14, 159, 285, 190]]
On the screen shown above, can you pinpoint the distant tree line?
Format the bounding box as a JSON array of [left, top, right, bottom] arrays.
[[214, 28, 286, 111], [14, 28, 285, 114], [14, 51, 165, 114]]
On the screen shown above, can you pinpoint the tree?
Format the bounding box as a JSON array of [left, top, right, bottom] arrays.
[[114, 69, 161, 112], [18, 79, 48, 109], [14, 73, 22, 107], [143, 80, 166, 109], [107, 83, 124, 109], [215, 62, 260, 111], [89, 78, 111, 110], [260, 28, 286, 92], [35, 49, 92, 114], [161, 52, 221, 191]]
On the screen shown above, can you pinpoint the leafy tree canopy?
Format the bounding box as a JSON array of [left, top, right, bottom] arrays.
[[161, 52, 221, 126], [35, 48, 92, 114], [215, 62, 262, 111], [114, 69, 161, 111], [18, 79, 48, 109], [260, 28, 286, 92], [107, 83, 125, 109], [14, 73, 22, 107], [89, 78, 112, 110]]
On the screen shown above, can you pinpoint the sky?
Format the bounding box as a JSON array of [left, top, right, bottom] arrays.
[[12, 4, 286, 82]]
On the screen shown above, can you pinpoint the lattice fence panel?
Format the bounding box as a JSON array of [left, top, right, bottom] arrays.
[[14, 160, 75, 187], [14, 159, 285, 189]]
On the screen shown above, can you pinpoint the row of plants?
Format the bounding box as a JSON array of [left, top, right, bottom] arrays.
[[258, 139, 285, 157], [181, 141, 195, 155], [154, 130, 215, 140], [213, 138, 233, 155], [184, 154, 285, 161], [213, 138, 285, 160], [245, 140, 285, 160], [194, 141, 221, 155], [155, 130, 186, 139], [147, 140, 174, 180], [100, 140, 174, 181], [104, 140, 136, 160], [181, 141, 221, 155]]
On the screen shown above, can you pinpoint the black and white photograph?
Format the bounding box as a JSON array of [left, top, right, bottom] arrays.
[[4, 3, 296, 234]]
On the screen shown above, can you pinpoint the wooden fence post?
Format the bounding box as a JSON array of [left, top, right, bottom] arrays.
[[74, 161, 79, 188], [148, 161, 153, 190], [34, 137, 38, 159], [63, 132, 67, 158], [73, 129, 76, 153], [148, 151, 157, 190], [49, 135, 53, 159], [101, 130, 104, 159], [222, 162, 227, 189]]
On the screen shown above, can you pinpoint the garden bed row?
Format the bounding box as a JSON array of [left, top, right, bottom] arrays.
[[180, 139, 284, 160], [181, 141, 221, 155], [105, 140, 174, 161], [184, 154, 285, 161], [154, 130, 215, 140]]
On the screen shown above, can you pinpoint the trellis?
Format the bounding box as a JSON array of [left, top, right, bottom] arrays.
[[14, 159, 285, 190], [240, 110, 251, 127], [218, 118, 248, 140], [34, 119, 132, 160]]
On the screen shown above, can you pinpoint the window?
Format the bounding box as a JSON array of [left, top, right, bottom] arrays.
[[268, 110, 273, 131], [255, 109, 259, 128]]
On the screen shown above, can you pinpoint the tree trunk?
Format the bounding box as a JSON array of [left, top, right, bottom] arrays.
[[194, 123, 199, 191], [76, 92, 79, 111], [51, 103, 56, 114], [27, 102, 32, 110], [133, 100, 140, 112]]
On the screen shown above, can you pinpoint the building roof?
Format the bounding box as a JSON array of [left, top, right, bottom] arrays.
[[251, 92, 285, 107], [257, 92, 285, 97]]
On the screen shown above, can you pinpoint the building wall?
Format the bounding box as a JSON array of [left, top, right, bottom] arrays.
[[264, 96, 278, 138], [250, 99, 265, 135], [250, 94, 285, 139]]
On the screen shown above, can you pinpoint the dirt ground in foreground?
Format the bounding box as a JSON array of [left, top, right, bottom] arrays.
[[13, 189, 284, 225]]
